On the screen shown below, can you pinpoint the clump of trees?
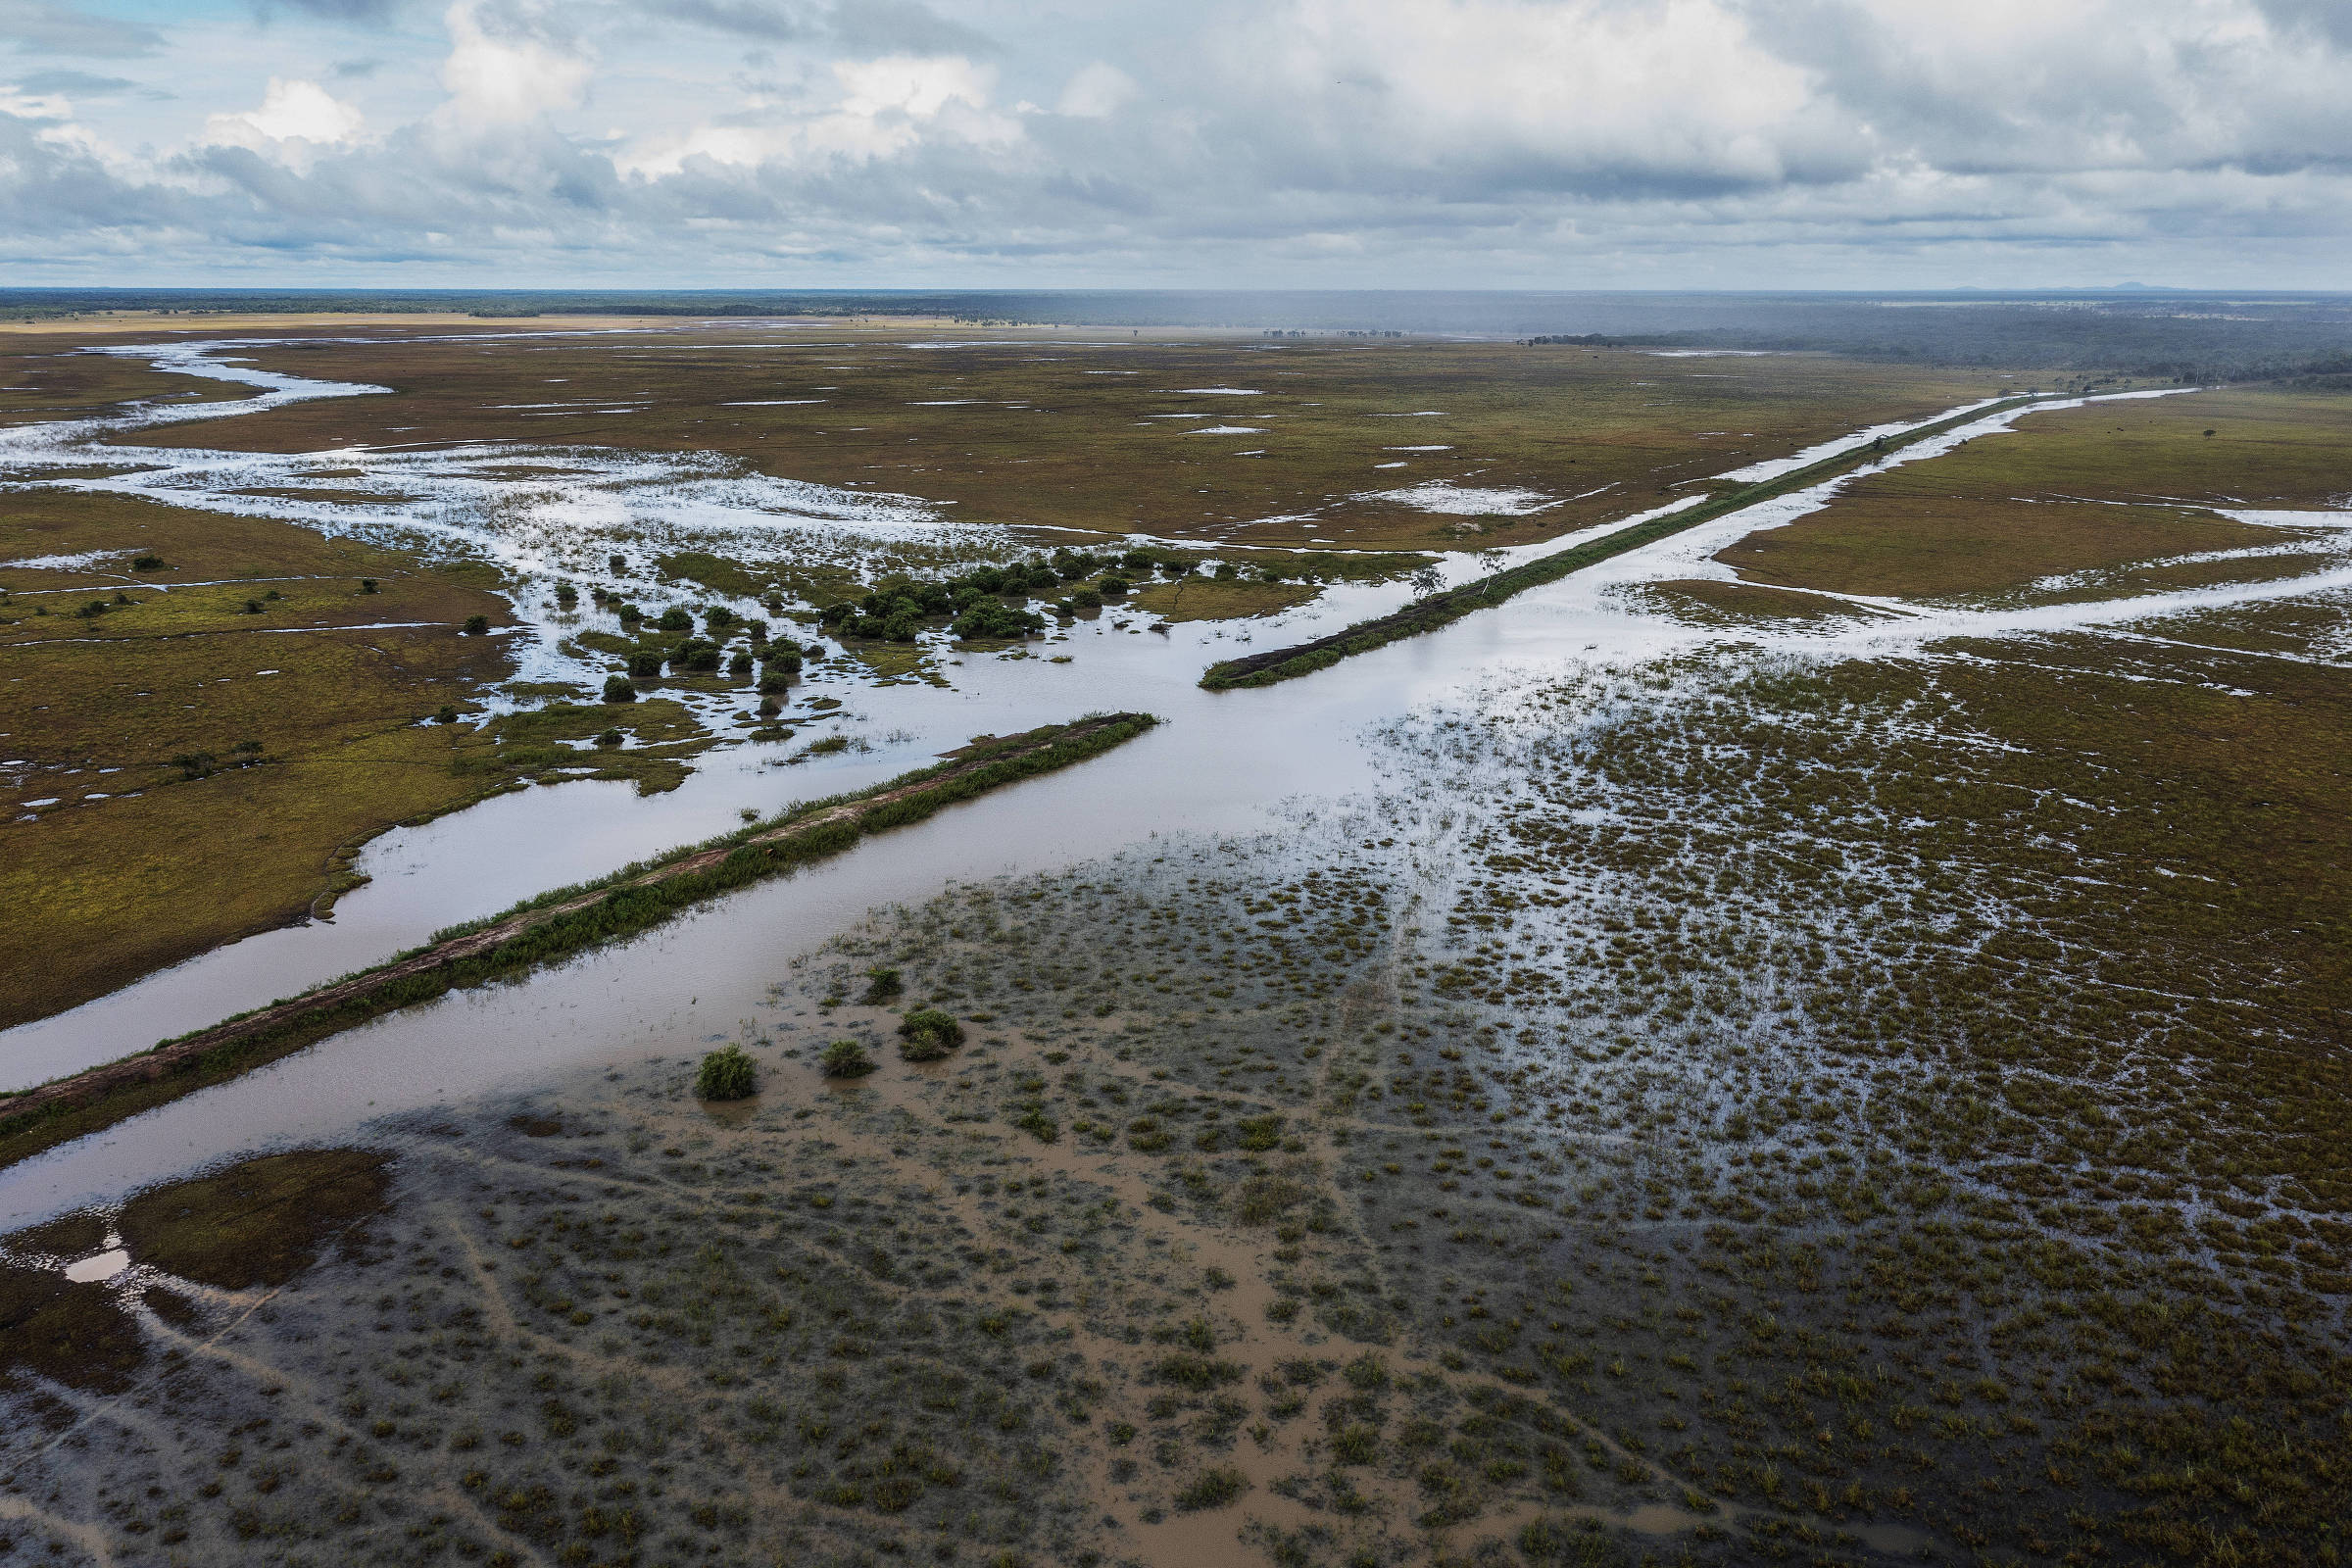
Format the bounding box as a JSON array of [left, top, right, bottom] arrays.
[[817, 549, 1198, 643]]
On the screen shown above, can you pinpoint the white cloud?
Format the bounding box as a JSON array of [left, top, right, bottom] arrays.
[[618, 51, 1017, 174], [1055, 60, 1132, 119], [205, 78, 365, 149], [436, 0, 593, 128], [3, 0, 2352, 284]]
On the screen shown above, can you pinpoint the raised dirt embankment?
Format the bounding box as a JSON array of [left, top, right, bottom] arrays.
[[1199, 397, 2042, 690], [0, 712, 1156, 1168]]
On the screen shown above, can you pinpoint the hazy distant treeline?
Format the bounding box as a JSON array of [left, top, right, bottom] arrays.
[[8, 286, 2351, 383]]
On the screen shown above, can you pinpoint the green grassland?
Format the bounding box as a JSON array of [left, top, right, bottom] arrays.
[[1132, 577, 1322, 622], [106, 324, 2014, 552], [1723, 388, 2352, 598], [0, 493, 707, 1028]]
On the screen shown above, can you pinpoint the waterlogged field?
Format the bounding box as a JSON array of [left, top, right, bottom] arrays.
[[0, 316, 2348, 1568], [99, 323, 2009, 551], [0, 319, 2004, 1039]]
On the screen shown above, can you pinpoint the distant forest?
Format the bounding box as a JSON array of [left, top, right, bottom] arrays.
[[7, 286, 2351, 383]]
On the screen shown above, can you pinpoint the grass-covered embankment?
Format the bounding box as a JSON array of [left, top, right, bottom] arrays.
[[0, 712, 1156, 1169], [1198, 395, 2042, 690]]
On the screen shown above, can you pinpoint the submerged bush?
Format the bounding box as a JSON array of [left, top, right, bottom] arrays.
[[897, 1008, 965, 1061], [695, 1044, 758, 1101], [861, 966, 905, 1004], [820, 1040, 875, 1078], [1174, 1466, 1250, 1510]]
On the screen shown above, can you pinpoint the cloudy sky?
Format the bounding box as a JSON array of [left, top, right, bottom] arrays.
[[1, 0, 2347, 289]]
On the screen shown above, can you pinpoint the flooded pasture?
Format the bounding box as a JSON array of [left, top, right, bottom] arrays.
[[3, 328, 2349, 1567]]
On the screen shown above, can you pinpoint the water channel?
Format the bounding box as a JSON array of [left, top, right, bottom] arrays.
[[4, 340, 2334, 1226]]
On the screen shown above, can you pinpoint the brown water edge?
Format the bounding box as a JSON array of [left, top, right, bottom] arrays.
[[0, 713, 1155, 1172]]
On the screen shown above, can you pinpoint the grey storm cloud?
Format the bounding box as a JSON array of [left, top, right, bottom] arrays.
[[1, 0, 2349, 285]]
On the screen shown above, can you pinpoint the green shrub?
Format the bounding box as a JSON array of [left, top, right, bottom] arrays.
[[896, 1007, 964, 1059], [1174, 1466, 1249, 1510], [695, 1045, 758, 1101], [820, 1040, 875, 1078], [594, 728, 624, 747], [1237, 1114, 1286, 1152], [627, 650, 664, 678], [359, 576, 377, 593], [463, 614, 491, 635], [131, 554, 167, 570], [1151, 1353, 1242, 1391], [601, 674, 637, 703], [657, 606, 694, 632]]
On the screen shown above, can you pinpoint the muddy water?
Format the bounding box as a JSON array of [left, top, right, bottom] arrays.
[[4, 352, 2334, 1228]]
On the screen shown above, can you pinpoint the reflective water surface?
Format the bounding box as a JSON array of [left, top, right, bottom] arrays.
[[6, 349, 2331, 1228]]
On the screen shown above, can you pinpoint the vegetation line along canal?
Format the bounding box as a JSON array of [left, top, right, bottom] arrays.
[[1199, 392, 2049, 689], [0, 713, 1155, 1170]]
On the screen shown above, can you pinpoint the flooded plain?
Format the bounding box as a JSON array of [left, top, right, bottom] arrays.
[[4, 328, 2350, 1567]]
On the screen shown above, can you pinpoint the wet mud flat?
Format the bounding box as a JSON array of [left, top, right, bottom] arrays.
[[6, 573, 2351, 1566], [0, 823, 1785, 1568]]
